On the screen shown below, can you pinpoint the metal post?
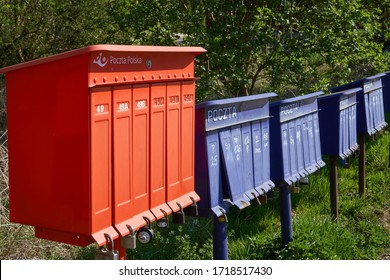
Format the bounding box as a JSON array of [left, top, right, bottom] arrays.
[[358, 133, 366, 197], [213, 215, 228, 260], [329, 155, 338, 221], [280, 183, 292, 246]]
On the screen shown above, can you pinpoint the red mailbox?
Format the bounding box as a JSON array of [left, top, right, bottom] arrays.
[[0, 45, 206, 247]]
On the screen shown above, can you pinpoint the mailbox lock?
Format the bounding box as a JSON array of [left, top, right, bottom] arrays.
[[137, 216, 154, 244], [156, 209, 169, 228], [251, 192, 262, 206], [217, 207, 228, 223]]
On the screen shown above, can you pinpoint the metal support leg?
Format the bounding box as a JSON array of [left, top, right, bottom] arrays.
[[280, 183, 292, 246], [213, 215, 228, 260], [329, 155, 338, 221], [358, 133, 366, 197]]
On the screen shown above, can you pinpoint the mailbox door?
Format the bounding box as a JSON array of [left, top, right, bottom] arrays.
[[166, 82, 182, 211], [307, 114, 317, 169], [352, 104, 358, 150], [260, 119, 274, 189], [219, 128, 251, 209], [288, 120, 299, 181], [252, 121, 264, 190], [180, 81, 200, 205], [112, 86, 133, 231], [281, 123, 294, 184], [295, 118, 307, 177], [364, 90, 375, 135], [150, 83, 172, 219], [90, 87, 118, 245], [313, 113, 325, 167], [241, 123, 256, 199]]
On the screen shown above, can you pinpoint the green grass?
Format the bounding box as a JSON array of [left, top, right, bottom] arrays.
[[1, 128, 389, 260]]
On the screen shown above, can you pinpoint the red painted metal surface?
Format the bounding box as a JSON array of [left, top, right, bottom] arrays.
[[0, 45, 206, 247]]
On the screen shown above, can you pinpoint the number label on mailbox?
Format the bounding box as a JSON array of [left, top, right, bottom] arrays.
[[95, 104, 109, 114], [136, 100, 147, 109], [117, 102, 129, 112]]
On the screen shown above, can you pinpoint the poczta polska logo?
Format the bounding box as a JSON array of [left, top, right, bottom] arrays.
[[93, 52, 144, 68]]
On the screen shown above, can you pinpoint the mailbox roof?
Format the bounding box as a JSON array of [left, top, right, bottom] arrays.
[[196, 92, 277, 109], [270, 91, 324, 107], [0, 44, 207, 73], [330, 73, 386, 92], [319, 87, 362, 101]]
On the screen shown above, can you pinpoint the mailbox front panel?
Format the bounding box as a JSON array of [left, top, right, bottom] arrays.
[[195, 93, 276, 215], [112, 86, 132, 225], [150, 83, 172, 219], [318, 89, 359, 158], [90, 87, 115, 244], [270, 92, 325, 185]]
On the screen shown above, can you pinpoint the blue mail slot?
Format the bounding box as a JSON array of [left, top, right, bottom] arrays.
[[317, 88, 361, 159], [330, 73, 388, 135], [269, 91, 326, 186], [195, 93, 277, 217]]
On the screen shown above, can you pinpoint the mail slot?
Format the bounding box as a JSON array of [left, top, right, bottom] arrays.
[[269, 91, 325, 186], [317, 88, 361, 159], [0, 45, 206, 247], [330, 73, 387, 135], [195, 93, 277, 218]]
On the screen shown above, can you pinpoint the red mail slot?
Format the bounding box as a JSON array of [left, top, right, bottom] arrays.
[[0, 45, 206, 247]]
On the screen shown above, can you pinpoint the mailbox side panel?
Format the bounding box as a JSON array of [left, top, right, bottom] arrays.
[[318, 98, 338, 156], [269, 105, 285, 184], [7, 54, 91, 243], [383, 74, 390, 113]]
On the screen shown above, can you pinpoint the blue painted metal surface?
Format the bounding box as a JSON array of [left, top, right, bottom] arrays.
[[195, 92, 276, 259], [269, 91, 325, 246], [213, 216, 228, 260], [382, 71, 390, 113], [330, 73, 388, 135], [280, 184, 292, 246], [269, 91, 326, 186], [195, 93, 277, 217], [317, 88, 361, 158]]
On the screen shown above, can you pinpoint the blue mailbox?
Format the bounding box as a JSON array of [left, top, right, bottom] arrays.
[[330, 73, 387, 135], [317, 88, 361, 158], [269, 91, 326, 186], [195, 93, 277, 218]]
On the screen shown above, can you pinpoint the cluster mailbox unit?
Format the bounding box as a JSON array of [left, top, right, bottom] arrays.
[[269, 91, 325, 245], [195, 93, 276, 259], [0, 45, 206, 258], [317, 88, 360, 218], [330, 74, 388, 196]]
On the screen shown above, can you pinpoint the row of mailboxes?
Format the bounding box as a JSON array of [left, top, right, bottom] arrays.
[[0, 45, 206, 247], [195, 93, 277, 218], [317, 88, 360, 158], [330, 73, 388, 135], [1, 44, 388, 256]]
